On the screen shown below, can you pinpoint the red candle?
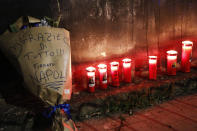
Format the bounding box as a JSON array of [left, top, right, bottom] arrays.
[[98, 64, 107, 89], [149, 56, 157, 80], [122, 58, 132, 83], [86, 67, 96, 93], [181, 40, 193, 72], [110, 62, 120, 87], [167, 50, 178, 75]]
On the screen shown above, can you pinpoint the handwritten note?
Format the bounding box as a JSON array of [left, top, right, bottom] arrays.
[[0, 27, 72, 105]]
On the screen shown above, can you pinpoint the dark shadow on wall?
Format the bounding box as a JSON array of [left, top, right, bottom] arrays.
[[0, 0, 52, 34]]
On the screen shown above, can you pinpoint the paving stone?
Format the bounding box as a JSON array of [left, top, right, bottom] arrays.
[[179, 95, 197, 107], [171, 119, 197, 131], [137, 108, 185, 130], [159, 101, 197, 122], [127, 117, 172, 131], [0, 104, 34, 131], [77, 94, 197, 131]]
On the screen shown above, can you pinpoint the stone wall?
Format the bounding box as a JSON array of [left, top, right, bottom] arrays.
[[0, 0, 197, 63], [0, 0, 197, 91]]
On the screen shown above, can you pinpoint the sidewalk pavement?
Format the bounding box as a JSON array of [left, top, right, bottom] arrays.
[[76, 94, 197, 131]]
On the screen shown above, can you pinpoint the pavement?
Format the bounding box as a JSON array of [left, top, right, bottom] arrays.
[[76, 94, 197, 131]]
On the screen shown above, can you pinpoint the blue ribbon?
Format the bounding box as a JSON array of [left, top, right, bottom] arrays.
[[43, 104, 71, 119], [158, 0, 160, 6], [20, 25, 28, 30]]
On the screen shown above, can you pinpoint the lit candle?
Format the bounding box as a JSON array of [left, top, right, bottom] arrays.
[[98, 64, 107, 89], [181, 40, 193, 72], [167, 50, 178, 75], [110, 61, 120, 87], [149, 56, 157, 80], [86, 66, 96, 93], [122, 58, 132, 83]]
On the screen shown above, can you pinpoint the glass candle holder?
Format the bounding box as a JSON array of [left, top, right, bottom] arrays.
[[98, 64, 107, 89], [181, 41, 193, 72], [149, 56, 157, 80], [167, 50, 178, 75], [86, 66, 96, 93], [122, 58, 132, 83], [110, 61, 120, 87]]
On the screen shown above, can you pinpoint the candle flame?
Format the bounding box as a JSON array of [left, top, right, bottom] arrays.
[[182, 41, 193, 50], [98, 64, 107, 68], [122, 58, 131, 63], [166, 50, 177, 55], [182, 40, 193, 46], [149, 56, 157, 59], [110, 61, 119, 66], [98, 64, 107, 73], [86, 66, 95, 72]]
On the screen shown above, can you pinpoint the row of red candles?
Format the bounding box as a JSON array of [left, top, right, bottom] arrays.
[[86, 40, 193, 93]]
